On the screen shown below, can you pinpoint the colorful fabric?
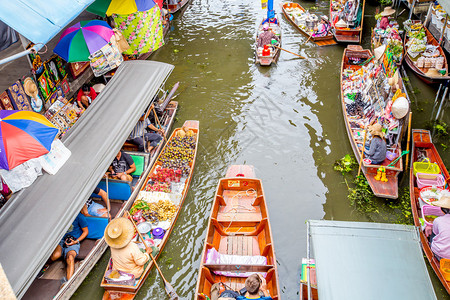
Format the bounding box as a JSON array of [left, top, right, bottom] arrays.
[[113, 6, 164, 56], [7, 81, 32, 111], [0, 91, 14, 110]]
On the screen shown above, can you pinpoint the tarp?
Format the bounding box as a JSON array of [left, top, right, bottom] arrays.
[[0, 60, 174, 298], [0, 21, 18, 51], [308, 220, 437, 300], [0, 0, 95, 46]]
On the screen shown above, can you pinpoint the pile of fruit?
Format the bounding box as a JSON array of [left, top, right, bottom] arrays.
[[158, 128, 196, 177], [145, 182, 171, 193], [150, 167, 182, 183], [130, 199, 178, 222]]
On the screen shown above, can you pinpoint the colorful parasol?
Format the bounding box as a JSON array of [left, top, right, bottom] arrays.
[[0, 111, 59, 170], [54, 20, 114, 62], [87, 0, 157, 16]]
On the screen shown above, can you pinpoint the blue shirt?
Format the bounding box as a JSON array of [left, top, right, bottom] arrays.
[[66, 213, 88, 239], [236, 296, 272, 300]]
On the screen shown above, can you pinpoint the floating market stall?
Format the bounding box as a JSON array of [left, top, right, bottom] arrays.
[[101, 121, 199, 299], [404, 20, 450, 83], [330, 0, 365, 43], [371, 20, 403, 67], [340, 45, 410, 199], [281, 2, 336, 46]]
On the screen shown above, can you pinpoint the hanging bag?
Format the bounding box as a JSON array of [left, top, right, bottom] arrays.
[[111, 29, 130, 53], [89, 43, 123, 77]]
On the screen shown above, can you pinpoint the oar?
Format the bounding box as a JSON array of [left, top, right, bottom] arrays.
[[404, 112, 413, 171], [357, 127, 368, 177], [126, 212, 179, 300], [273, 45, 306, 59], [306, 34, 313, 43], [152, 106, 168, 143]]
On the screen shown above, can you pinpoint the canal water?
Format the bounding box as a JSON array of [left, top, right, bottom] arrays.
[[73, 0, 450, 298]]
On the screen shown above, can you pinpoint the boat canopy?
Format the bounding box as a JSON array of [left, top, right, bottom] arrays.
[[307, 220, 437, 300], [0, 60, 174, 298]]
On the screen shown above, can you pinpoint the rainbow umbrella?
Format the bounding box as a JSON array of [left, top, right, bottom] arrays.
[[87, 0, 157, 16], [0, 111, 59, 170], [54, 20, 114, 62]]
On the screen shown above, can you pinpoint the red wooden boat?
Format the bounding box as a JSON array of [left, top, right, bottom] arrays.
[[195, 165, 280, 299], [340, 45, 403, 199], [255, 16, 282, 66], [410, 129, 450, 294]]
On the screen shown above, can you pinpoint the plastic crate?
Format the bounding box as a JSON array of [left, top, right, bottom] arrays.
[[416, 173, 446, 189], [440, 259, 450, 281], [413, 158, 440, 176], [421, 205, 444, 226]]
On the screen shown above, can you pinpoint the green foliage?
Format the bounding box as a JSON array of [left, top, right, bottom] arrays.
[[385, 187, 413, 225], [425, 120, 449, 139], [348, 175, 378, 213], [379, 0, 393, 6], [333, 154, 358, 174]]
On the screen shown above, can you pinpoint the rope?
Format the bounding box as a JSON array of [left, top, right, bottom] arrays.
[[222, 189, 257, 233]]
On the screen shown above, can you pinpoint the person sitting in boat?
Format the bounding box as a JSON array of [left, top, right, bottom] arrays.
[[81, 187, 111, 219], [105, 217, 153, 279], [237, 274, 272, 299], [428, 194, 450, 261], [127, 104, 164, 153], [364, 123, 387, 165], [50, 212, 88, 284], [379, 7, 395, 30], [313, 16, 330, 37], [76, 84, 97, 110], [108, 150, 136, 182], [262, 10, 278, 25], [258, 23, 279, 48]]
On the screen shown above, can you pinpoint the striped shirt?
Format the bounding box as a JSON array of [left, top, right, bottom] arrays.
[[129, 118, 151, 140]]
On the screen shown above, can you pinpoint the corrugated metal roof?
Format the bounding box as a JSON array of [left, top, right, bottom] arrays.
[[0, 60, 174, 298], [308, 220, 437, 300]]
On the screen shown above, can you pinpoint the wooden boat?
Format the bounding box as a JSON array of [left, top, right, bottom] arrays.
[[196, 165, 280, 299], [370, 27, 404, 67], [101, 120, 199, 300], [330, 0, 365, 43], [404, 21, 450, 84], [255, 16, 282, 66], [165, 0, 191, 14], [340, 45, 403, 199], [23, 99, 178, 300], [281, 2, 336, 47], [410, 129, 450, 294]]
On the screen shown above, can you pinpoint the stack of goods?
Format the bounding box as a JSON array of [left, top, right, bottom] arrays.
[[372, 27, 403, 64], [404, 21, 446, 75], [331, 0, 360, 28], [284, 6, 319, 35]]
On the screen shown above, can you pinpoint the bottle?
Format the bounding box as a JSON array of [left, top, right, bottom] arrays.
[[262, 45, 271, 56]]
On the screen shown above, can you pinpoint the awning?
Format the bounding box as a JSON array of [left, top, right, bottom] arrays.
[[0, 0, 94, 46], [0, 60, 174, 298], [308, 220, 437, 300]]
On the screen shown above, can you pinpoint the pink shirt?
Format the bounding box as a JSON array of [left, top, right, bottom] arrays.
[[380, 17, 390, 30], [432, 214, 450, 259]]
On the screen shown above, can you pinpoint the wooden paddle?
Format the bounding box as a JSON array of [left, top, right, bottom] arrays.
[[152, 106, 168, 143], [404, 112, 412, 171], [357, 127, 369, 177], [273, 45, 306, 59], [126, 212, 179, 300], [306, 34, 313, 43]]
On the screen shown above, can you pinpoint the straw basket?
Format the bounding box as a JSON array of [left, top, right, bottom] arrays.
[[413, 158, 441, 176]]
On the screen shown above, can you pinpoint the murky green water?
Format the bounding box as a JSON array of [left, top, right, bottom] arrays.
[[73, 1, 450, 299]]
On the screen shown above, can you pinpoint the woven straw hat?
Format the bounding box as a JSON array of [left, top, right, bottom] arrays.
[[105, 217, 135, 249], [432, 192, 450, 209], [425, 68, 443, 77], [380, 7, 395, 16], [335, 19, 347, 27], [388, 70, 399, 86], [392, 96, 409, 119], [23, 77, 39, 99], [374, 45, 386, 61], [368, 123, 385, 138]]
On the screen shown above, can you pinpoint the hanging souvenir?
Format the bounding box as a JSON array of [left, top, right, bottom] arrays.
[[0, 91, 14, 110], [27, 43, 44, 75], [37, 67, 55, 100], [7, 81, 32, 111], [60, 78, 70, 95], [55, 56, 67, 78], [23, 77, 44, 113], [47, 59, 60, 84]]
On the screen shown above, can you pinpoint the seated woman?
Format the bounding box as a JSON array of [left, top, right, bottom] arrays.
[[258, 23, 279, 48], [379, 7, 395, 30], [429, 194, 450, 261], [313, 16, 330, 37], [77, 84, 97, 110], [108, 150, 136, 182], [364, 123, 387, 165], [105, 217, 152, 279]]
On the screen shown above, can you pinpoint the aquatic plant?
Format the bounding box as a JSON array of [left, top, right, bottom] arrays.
[[333, 154, 358, 174]]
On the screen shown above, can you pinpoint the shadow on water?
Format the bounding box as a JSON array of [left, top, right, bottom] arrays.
[[73, 0, 450, 299]]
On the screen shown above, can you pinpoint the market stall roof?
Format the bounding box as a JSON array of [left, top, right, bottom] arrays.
[[0, 60, 174, 298], [0, 0, 94, 47], [308, 220, 437, 300]]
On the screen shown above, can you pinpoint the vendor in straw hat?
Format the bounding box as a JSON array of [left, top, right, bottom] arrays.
[[364, 123, 387, 165], [427, 192, 450, 261], [105, 217, 152, 278], [379, 7, 395, 30]]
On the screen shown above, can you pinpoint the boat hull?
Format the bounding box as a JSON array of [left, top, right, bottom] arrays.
[[255, 16, 282, 66]]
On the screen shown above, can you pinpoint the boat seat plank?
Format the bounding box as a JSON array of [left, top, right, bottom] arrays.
[[217, 189, 262, 223], [219, 236, 260, 255], [40, 261, 65, 280], [23, 279, 61, 300], [204, 264, 274, 273], [315, 39, 338, 47]]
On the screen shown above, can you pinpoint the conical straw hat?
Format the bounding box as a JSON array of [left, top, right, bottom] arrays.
[[104, 217, 135, 249]]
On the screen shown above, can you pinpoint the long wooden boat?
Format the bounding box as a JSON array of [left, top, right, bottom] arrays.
[[330, 0, 365, 43], [281, 2, 336, 47], [340, 45, 403, 199], [404, 21, 450, 84], [195, 165, 280, 299], [370, 27, 404, 67], [165, 0, 191, 14], [410, 129, 450, 294], [101, 120, 199, 300], [255, 16, 282, 66], [23, 100, 178, 300]]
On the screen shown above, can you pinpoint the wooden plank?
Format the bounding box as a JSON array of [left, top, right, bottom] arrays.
[[242, 236, 248, 256], [203, 264, 274, 273], [248, 236, 253, 256], [232, 236, 239, 255], [219, 236, 228, 254], [237, 236, 243, 256], [227, 236, 233, 255], [252, 237, 260, 255]]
